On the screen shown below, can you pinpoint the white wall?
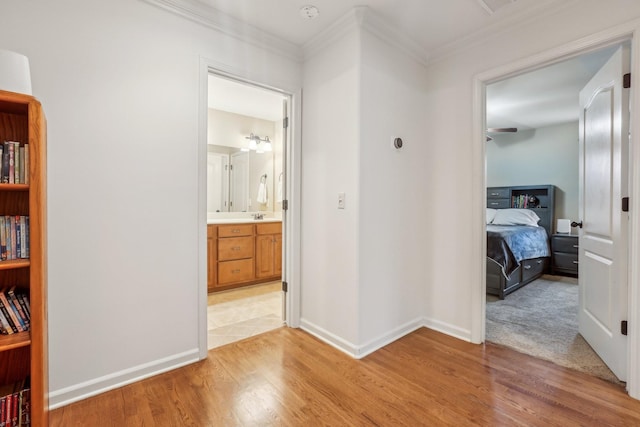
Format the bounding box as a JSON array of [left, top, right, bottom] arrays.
[[300, 13, 430, 355], [423, 0, 640, 340], [486, 122, 579, 227], [0, 0, 300, 407], [300, 28, 361, 348], [358, 30, 429, 350]]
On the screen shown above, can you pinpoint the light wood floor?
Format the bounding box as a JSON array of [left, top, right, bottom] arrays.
[[50, 327, 640, 426]]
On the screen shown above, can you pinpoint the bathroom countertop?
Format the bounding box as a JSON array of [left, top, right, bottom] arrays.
[[207, 218, 282, 225]]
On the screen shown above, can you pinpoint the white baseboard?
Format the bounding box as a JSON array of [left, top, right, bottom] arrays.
[[422, 316, 471, 342], [49, 348, 200, 409], [299, 318, 360, 357], [300, 317, 424, 359], [356, 317, 424, 358]]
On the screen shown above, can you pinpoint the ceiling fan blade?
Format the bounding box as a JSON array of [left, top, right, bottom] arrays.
[[487, 127, 518, 133]]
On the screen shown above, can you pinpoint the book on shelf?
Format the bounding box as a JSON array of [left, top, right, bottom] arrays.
[[0, 289, 29, 335], [0, 141, 28, 186], [0, 377, 30, 427], [6, 288, 28, 331], [0, 216, 29, 262]]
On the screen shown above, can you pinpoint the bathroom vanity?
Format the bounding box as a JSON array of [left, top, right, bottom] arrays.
[[207, 219, 282, 293]]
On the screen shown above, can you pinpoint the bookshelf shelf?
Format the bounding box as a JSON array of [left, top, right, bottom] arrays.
[[0, 89, 48, 425], [0, 331, 30, 352], [0, 184, 28, 192], [0, 260, 30, 271]]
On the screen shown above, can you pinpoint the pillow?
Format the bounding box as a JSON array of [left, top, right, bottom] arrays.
[[492, 208, 540, 226], [486, 208, 497, 224]]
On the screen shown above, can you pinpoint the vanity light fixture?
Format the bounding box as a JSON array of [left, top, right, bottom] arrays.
[[245, 133, 273, 152]]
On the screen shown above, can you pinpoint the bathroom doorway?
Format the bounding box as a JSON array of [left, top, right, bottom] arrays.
[[205, 73, 290, 349]]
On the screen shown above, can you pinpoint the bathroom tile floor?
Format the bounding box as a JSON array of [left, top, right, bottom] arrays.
[[207, 281, 284, 350]]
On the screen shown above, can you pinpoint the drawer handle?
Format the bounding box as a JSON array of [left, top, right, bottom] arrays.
[[524, 265, 531, 270], [573, 245, 579, 248], [573, 261, 579, 264], [489, 202, 499, 206], [231, 246, 241, 251], [231, 269, 241, 273], [490, 192, 499, 196], [232, 229, 241, 233]]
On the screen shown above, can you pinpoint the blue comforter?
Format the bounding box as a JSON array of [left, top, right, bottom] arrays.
[[487, 224, 550, 279]]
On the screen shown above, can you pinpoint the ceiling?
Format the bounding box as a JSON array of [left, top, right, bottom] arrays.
[[192, 0, 561, 55], [194, 0, 615, 128], [486, 44, 620, 130]]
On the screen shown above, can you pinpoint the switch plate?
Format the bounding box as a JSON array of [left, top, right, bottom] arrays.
[[338, 192, 345, 209]]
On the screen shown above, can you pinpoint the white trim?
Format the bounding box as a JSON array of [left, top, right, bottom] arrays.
[[627, 30, 640, 399], [301, 318, 461, 359], [357, 318, 424, 358], [141, 0, 302, 62], [49, 349, 199, 409], [423, 318, 472, 342], [429, 0, 581, 64], [299, 319, 360, 358], [197, 56, 209, 360], [198, 57, 302, 352], [303, 7, 429, 66], [284, 89, 302, 327], [472, 20, 640, 399]]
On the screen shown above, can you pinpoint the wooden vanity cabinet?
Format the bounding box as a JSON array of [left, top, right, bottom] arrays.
[[207, 224, 216, 290], [207, 221, 282, 293], [256, 222, 282, 279]]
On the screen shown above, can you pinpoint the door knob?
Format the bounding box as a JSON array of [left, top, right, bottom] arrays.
[[571, 221, 583, 228]]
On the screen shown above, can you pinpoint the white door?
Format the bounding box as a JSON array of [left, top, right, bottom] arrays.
[[207, 152, 229, 213], [578, 45, 630, 381], [230, 151, 249, 212]]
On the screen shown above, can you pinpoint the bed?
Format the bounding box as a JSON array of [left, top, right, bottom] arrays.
[[486, 185, 555, 299]]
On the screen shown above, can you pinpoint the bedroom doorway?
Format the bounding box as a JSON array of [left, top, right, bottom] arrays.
[[205, 72, 291, 349], [483, 42, 630, 384]]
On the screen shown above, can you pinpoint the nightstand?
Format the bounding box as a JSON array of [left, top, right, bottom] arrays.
[[551, 234, 579, 276]]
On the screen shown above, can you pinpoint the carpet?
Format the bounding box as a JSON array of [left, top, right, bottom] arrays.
[[486, 275, 622, 384]]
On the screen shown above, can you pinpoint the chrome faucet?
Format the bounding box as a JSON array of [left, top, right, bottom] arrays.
[[253, 213, 264, 220]]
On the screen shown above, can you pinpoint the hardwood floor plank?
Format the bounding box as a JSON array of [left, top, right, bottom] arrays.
[[51, 327, 640, 426]]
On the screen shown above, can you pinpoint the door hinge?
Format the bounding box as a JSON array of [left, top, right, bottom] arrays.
[[624, 73, 631, 89], [622, 320, 628, 336], [282, 281, 288, 292], [622, 197, 629, 212], [282, 200, 288, 210], [283, 117, 289, 129]]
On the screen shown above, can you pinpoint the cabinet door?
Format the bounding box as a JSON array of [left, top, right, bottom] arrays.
[[255, 234, 275, 278], [274, 234, 282, 276], [207, 225, 217, 291]]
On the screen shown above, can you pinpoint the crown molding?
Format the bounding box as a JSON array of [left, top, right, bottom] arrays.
[[303, 6, 430, 66], [141, 0, 303, 62], [428, 0, 581, 64]]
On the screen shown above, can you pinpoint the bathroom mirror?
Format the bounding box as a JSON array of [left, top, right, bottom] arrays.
[[207, 145, 275, 213]]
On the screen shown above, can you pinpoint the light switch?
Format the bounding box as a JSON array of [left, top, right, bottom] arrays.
[[338, 192, 345, 209]]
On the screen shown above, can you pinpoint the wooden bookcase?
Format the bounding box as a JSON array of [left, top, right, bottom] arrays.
[[0, 90, 48, 425]]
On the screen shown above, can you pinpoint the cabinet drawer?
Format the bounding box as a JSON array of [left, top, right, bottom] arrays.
[[256, 222, 282, 235], [553, 253, 579, 272], [552, 236, 578, 254], [218, 259, 255, 285], [218, 236, 254, 261], [487, 188, 510, 199], [218, 224, 254, 237], [522, 258, 546, 282], [487, 199, 509, 209]]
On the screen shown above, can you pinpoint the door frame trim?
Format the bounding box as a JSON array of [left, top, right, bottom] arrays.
[[471, 21, 640, 398], [197, 57, 302, 360]]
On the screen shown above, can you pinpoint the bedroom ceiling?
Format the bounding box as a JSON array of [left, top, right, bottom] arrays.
[[486, 45, 619, 130]]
